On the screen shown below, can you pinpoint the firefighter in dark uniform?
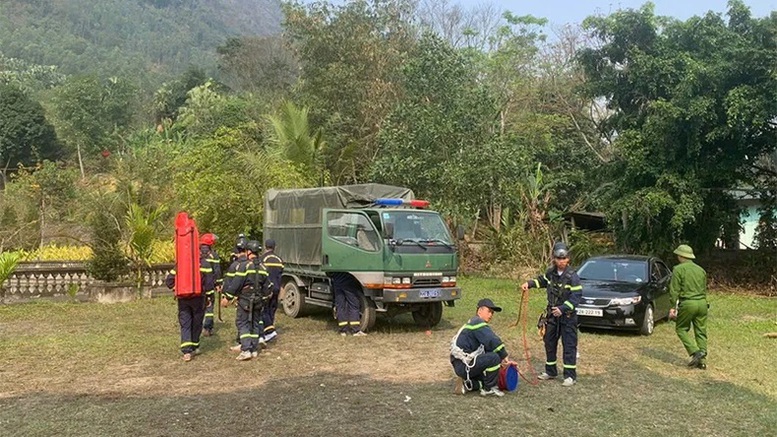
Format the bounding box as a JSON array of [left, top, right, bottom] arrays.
[[330, 272, 366, 336], [450, 298, 517, 397], [521, 242, 582, 386], [225, 235, 248, 352], [222, 240, 269, 361], [200, 233, 222, 337], [260, 239, 284, 344], [165, 250, 216, 362]]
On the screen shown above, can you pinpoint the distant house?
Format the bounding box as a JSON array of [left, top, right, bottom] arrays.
[[730, 189, 767, 249]]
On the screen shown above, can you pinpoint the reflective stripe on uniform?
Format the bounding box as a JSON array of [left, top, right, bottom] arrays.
[[564, 301, 574, 310], [494, 344, 505, 353], [349, 321, 360, 325], [181, 341, 199, 348], [546, 361, 557, 366], [563, 364, 577, 369], [532, 279, 540, 288], [484, 363, 501, 373], [199, 267, 213, 273], [338, 322, 348, 326], [236, 269, 268, 277], [240, 333, 260, 339], [464, 322, 487, 330], [565, 285, 582, 291]]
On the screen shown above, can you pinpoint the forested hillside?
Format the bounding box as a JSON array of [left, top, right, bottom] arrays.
[[0, 0, 774, 281], [0, 0, 282, 86]]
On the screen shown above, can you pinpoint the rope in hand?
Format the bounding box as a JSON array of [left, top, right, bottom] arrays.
[[509, 284, 539, 386]]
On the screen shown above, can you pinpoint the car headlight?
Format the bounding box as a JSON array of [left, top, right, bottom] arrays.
[[402, 277, 411, 284], [609, 296, 642, 306]]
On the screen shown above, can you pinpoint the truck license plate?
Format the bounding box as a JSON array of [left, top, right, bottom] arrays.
[[419, 289, 440, 298], [577, 308, 603, 317]]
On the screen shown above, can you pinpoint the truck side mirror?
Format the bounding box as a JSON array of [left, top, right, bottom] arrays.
[[384, 223, 394, 239], [456, 225, 466, 241]]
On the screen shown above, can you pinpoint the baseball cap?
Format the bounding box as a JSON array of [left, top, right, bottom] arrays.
[[477, 298, 502, 312]]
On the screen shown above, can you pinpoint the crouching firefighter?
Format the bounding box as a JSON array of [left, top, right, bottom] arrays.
[[521, 242, 582, 387], [450, 299, 516, 397], [222, 240, 269, 361]]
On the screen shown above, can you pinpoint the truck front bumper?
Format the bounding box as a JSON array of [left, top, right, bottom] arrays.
[[381, 287, 461, 303]]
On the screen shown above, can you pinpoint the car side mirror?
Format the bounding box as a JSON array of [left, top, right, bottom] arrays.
[[456, 224, 466, 241]]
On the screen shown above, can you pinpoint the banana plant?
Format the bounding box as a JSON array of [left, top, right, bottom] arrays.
[[0, 252, 21, 301], [124, 203, 167, 296]]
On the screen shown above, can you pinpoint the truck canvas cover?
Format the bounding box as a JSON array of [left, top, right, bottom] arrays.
[[264, 184, 414, 268]]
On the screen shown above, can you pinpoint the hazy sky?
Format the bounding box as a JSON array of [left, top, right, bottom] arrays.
[[433, 0, 775, 25], [304, 1, 776, 25]]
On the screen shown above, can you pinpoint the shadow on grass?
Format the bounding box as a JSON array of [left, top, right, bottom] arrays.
[[300, 308, 458, 335], [2, 361, 775, 437], [640, 346, 687, 366]]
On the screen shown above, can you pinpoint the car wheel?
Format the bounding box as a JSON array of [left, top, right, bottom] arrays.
[[640, 304, 655, 335]]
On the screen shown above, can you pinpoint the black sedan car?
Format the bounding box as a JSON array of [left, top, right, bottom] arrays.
[[575, 255, 672, 335]]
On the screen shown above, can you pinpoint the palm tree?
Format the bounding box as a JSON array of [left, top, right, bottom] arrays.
[[266, 101, 326, 177]]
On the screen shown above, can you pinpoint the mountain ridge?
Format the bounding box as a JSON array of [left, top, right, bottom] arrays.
[[0, 0, 283, 85]]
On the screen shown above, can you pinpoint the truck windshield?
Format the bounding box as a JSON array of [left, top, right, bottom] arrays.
[[382, 211, 453, 245]]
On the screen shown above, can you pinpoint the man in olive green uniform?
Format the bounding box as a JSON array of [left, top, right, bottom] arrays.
[[668, 244, 708, 369]]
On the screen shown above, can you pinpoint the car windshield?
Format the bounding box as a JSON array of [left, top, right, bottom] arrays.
[[578, 259, 648, 283], [382, 211, 453, 245]]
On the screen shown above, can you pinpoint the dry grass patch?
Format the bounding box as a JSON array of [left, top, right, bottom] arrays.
[[0, 276, 775, 436]]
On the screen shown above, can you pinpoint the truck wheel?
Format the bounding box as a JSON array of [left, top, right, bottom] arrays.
[[412, 301, 443, 328], [282, 281, 308, 318], [359, 294, 377, 332]]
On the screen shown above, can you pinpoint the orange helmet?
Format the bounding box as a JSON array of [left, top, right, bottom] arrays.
[[200, 233, 217, 246]]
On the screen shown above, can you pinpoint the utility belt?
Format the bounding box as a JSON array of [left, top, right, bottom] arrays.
[[237, 293, 265, 323]]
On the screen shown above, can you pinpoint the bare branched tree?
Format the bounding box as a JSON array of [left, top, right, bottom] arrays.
[[415, 0, 504, 51]]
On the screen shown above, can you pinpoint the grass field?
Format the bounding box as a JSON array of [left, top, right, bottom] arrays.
[[0, 277, 775, 437]]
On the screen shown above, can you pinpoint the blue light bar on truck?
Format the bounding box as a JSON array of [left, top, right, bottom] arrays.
[[374, 198, 430, 208]]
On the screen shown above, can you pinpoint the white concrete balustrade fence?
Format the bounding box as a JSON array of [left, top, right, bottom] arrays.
[[1, 261, 175, 304]]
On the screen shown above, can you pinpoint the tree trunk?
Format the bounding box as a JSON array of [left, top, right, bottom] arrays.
[[77, 143, 85, 179], [39, 196, 45, 249]]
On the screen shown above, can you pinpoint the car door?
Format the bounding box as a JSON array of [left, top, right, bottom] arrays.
[[650, 259, 672, 318]]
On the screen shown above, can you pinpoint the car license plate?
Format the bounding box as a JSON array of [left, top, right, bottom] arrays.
[[577, 308, 603, 317], [419, 289, 440, 298]]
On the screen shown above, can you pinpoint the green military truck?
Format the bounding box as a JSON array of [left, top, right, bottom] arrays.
[[264, 184, 462, 331]]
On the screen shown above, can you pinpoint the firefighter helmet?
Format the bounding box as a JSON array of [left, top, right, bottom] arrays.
[[235, 234, 248, 251], [200, 233, 217, 246], [552, 242, 570, 259], [246, 240, 262, 254]]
